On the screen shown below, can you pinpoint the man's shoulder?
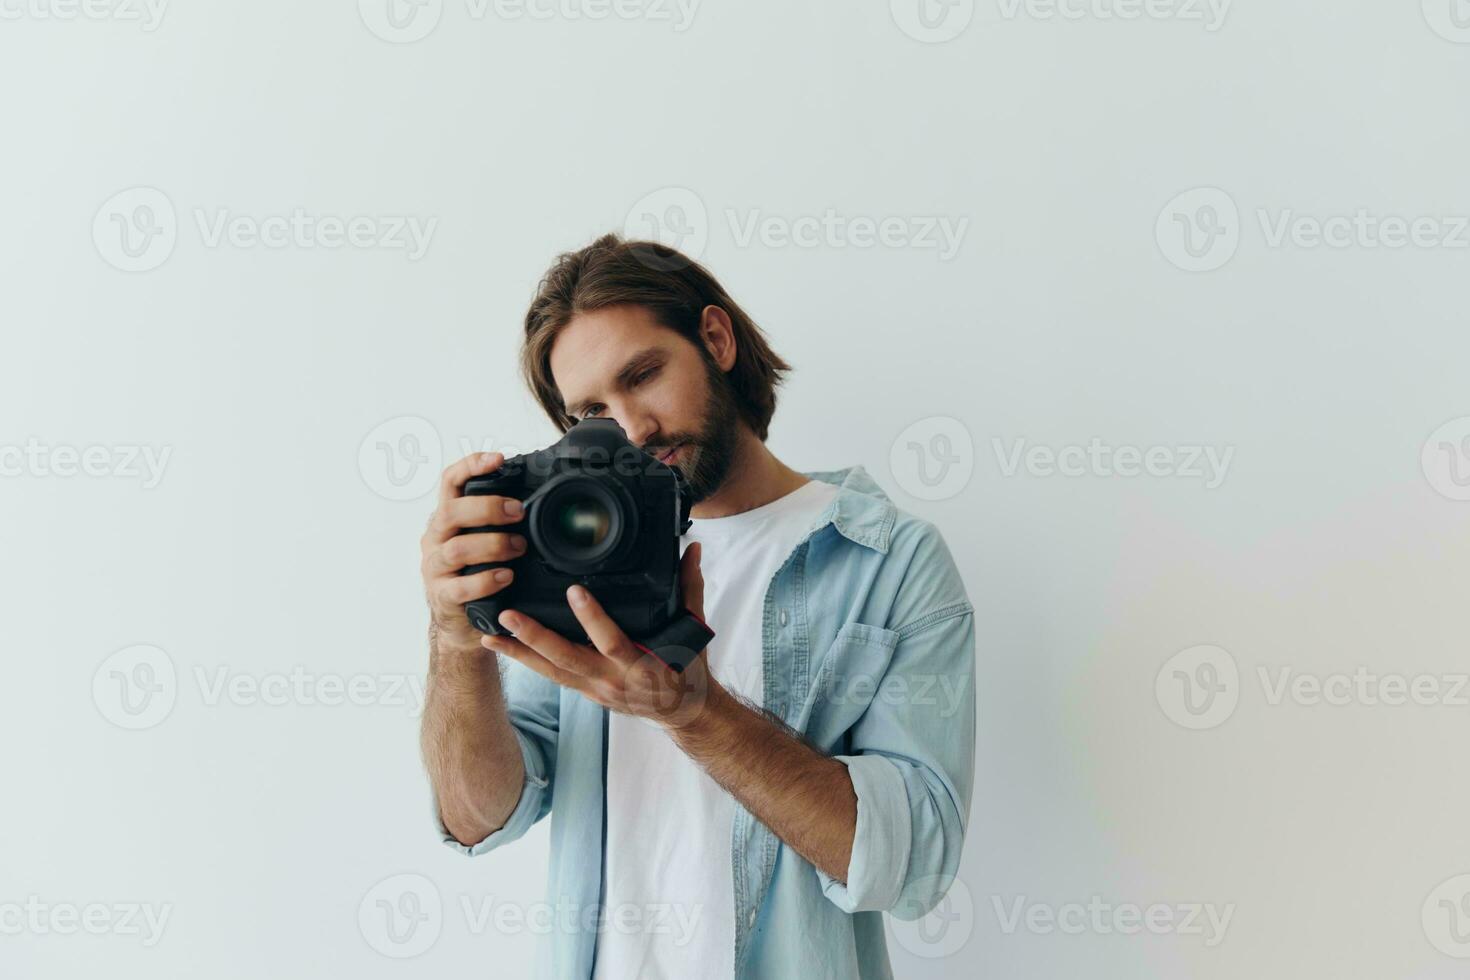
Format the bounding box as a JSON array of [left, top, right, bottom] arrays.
[[802, 463, 970, 633], [802, 463, 890, 499], [801, 463, 948, 557]]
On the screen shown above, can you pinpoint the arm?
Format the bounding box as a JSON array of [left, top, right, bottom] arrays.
[[664, 680, 858, 882], [420, 625, 524, 846], [661, 594, 976, 899], [418, 451, 535, 846]]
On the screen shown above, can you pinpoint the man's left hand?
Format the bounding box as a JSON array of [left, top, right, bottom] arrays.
[[482, 541, 716, 728]]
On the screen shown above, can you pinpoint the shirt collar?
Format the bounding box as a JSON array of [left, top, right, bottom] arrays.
[[800, 464, 896, 555]]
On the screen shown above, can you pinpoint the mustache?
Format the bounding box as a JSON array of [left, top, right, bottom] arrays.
[[642, 438, 696, 456]]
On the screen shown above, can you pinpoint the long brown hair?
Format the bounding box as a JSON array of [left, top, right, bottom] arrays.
[[521, 234, 791, 441]]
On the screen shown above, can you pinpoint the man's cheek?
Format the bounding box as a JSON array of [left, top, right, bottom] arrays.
[[656, 378, 703, 428]]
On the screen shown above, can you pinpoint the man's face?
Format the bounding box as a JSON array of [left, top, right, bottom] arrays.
[[549, 304, 742, 503]]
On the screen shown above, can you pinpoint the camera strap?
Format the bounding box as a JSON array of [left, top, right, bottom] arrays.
[[632, 609, 715, 674]]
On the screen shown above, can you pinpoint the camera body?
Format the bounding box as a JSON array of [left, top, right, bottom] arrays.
[[458, 418, 694, 646]]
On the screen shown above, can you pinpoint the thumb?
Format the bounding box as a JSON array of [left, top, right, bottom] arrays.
[[679, 541, 705, 620]]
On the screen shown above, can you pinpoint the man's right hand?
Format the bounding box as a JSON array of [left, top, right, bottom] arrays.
[[420, 452, 529, 653]]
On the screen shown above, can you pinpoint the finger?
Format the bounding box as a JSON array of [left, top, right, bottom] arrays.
[[426, 494, 526, 544], [679, 541, 706, 621], [497, 609, 602, 678], [484, 634, 585, 691], [434, 566, 514, 605], [431, 530, 528, 574], [437, 452, 503, 505], [566, 585, 640, 666]]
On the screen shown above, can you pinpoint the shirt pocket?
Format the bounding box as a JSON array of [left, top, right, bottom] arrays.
[[795, 620, 901, 751]]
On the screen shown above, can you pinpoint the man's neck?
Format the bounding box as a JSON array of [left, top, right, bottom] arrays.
[[691, 430, 809, 520]]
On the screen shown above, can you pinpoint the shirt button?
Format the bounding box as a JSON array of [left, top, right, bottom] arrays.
[[778, 610, 789, 627]]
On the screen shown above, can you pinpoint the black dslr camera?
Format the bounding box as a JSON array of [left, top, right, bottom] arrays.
[[457, 418, 714, 672]]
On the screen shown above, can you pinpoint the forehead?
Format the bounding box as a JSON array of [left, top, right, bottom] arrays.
[[549, 305, 679, 400]]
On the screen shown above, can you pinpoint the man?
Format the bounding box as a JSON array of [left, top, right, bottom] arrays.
[[419, 234, 975, 979]]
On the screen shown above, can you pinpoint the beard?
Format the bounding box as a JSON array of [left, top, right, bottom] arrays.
[[646, 358, 743, 504]]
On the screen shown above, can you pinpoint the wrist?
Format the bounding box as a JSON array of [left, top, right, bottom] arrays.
[[431, 623, 495, 672], [663, 670, 733, 742], [431, 612, 480, 647]]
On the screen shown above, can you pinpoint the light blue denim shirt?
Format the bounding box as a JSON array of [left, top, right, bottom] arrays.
[[435, 465, 976, 979]]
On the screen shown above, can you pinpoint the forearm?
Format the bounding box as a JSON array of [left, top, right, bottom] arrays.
[[667, 682, 857, 882], [420, 627, 525, 846]]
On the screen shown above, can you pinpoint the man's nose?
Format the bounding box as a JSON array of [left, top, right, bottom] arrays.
[[620, 412, 660, 449]]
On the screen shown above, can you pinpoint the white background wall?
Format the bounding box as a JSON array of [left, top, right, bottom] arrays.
[[4, 1, 1470, 977]]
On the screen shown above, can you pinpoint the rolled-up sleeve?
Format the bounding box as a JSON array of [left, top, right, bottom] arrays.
[[433, 659, 561, 857], [817, 591, 976, 917]]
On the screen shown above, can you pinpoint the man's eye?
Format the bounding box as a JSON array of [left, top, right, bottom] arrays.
[[632, 367, 658, 386], [583, 405, 603, 419]]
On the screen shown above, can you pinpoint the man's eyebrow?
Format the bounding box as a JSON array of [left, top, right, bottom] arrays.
[[564, 347, 667, 419]]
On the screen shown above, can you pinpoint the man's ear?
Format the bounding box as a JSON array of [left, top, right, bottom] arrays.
[[698, 305, 738, 372]]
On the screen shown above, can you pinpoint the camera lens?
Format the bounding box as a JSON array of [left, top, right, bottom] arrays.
[[555, 493, 612, 549], [530, 474, 638, 573]]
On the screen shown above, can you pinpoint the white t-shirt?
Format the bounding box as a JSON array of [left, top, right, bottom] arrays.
[[592, 478, 840, 980]]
